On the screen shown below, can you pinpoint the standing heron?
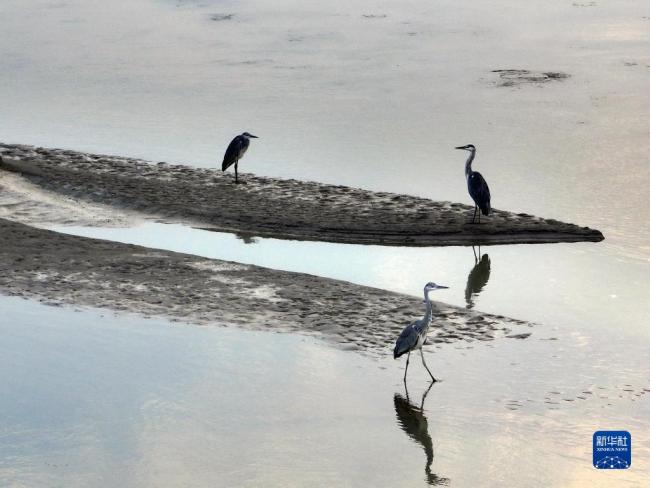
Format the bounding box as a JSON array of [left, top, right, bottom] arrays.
[[222, 132, 258, 184], [455, 144, 491, 223], [394, 282, 449, 382]]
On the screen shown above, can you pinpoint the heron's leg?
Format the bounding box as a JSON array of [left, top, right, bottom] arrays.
[[472, 205, 477, 224], [420, 349, 437, 382], [403, 352, 411, 382], [235, 162, 238, 183], [472, 245, 478, 263]]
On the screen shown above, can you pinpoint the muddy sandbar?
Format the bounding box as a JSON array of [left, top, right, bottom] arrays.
[[0, 218, 532, 355], [0, 143, 603, 246]]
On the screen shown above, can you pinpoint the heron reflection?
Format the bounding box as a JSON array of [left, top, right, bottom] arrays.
[[235, 232, 258, 244], [465, 245, 491, 309], [394, 383, 449, 485]]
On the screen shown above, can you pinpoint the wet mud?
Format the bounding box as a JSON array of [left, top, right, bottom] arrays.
[[0, 143, 603, 247], [492, 69, 570, 87], [0, 218, 534, 356]]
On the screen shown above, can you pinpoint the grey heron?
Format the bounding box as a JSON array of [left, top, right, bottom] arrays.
[[394, 282, 449, 382], [455, 144, 491, 223], [222, 132, 258, 183]]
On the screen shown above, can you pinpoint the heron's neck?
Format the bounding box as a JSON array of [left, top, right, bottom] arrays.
[[423, 290, 434, 327], [464, 150, 476, 178]]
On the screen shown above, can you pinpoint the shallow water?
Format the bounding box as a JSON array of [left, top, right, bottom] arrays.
[[53, 222, 649, 342], [2, 0, 650, 485], [1, 297, 648, 487]]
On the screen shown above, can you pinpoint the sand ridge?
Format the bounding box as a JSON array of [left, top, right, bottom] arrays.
[[0, 168, 140, 227], [0, 143, 603, 246], [0, 218, 533, 356]]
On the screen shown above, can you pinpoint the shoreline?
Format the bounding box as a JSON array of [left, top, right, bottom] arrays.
[[0, 142, 604, 247], [0, 218, 533, 355]]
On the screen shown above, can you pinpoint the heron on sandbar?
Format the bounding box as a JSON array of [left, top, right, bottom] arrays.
[[394, 282, 449, 382], [222, 132, 258, 184], [455, 144, 491, 223]]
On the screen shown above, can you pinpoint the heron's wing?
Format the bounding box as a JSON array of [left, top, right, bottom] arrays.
[[222, 136, 245, 171], [469, 172, 491, 213], [394, 322, 420, 358]]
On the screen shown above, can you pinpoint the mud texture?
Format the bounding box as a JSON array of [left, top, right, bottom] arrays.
[[492, 69, 570, 87], [0, 218, 533, 356], [0, 143, 603, 246], [0, 169, 139, 227]]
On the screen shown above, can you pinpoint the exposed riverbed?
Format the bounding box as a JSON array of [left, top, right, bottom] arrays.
[[1, 0, 649, 486], [0, 143, 603, 246]]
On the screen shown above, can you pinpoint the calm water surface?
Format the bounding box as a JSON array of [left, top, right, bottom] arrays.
[[53, 223, 649, 342], [1, 0, 650, 486], [1, 0, 649, 258], [1, 297, 648, 487]]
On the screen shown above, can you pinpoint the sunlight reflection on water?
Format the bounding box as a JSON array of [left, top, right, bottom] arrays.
[[2, 0, 650, 485], [1, 296, 648, 487]]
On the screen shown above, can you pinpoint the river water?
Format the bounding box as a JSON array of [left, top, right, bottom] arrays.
[[1, 0, 649, 486]]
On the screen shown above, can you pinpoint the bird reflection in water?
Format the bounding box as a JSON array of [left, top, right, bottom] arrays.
[[465, 245, 491, 309], [235, 232, 259, 244], [394, 383, 449, 485]]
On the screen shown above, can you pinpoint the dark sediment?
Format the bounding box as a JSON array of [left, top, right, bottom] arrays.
[[0, 218, 532, 356], [0, 143, 603, 246], [492, 69, 570, 87]]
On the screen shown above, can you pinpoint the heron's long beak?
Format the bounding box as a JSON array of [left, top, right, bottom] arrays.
[[249, 134, 259, 138], [454, 146, 465, 150], [435, 285, 449, 289]]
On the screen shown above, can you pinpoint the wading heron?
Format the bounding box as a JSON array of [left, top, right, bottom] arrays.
[[455, 144, 491, 223], [222, 132, 258, 183], [394, 282, 449, 382]]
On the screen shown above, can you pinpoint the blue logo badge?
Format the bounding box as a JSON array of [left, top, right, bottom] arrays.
[[593, 431, 631, 469]]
